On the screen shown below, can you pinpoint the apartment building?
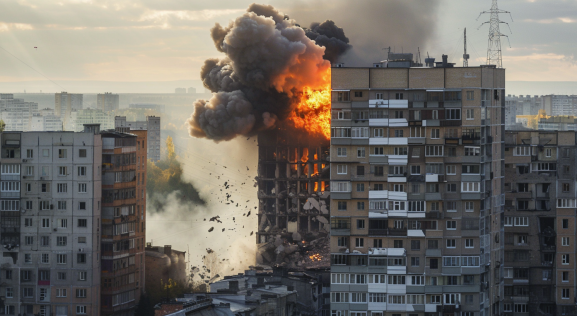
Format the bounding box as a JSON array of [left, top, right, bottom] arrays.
[[67, 109, 114, 132], [55, 92, 83, 120], [97, 93, 120, 113], [0, 93, 39, 131], [0, 129, 102, 316], [543, 95, 577, 117], [100, 127, 146, 316], [329, 62, 505, 316], [114, 116, 161, 161], [504, 130, 577, 316]]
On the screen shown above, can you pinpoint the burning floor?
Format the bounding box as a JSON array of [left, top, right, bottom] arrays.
[[255, 126, 330, 269]]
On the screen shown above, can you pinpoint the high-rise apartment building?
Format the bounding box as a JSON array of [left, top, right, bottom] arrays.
[[114, 116, 161, 162], [542, 95, 577, 117], [0, 130, 102, 316], [97, 93, 120, 113], [504, 130, 577, 316], [100, 126, 147, 316], [329, 61, 505, 316], [0, 93, 39, 131], [55, 92, 83, 119]]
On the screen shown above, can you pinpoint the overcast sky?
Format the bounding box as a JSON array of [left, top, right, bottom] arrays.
[[1, 0, 576, 93]]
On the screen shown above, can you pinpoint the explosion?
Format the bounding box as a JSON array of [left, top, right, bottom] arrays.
[[186, 4, 348, 141]]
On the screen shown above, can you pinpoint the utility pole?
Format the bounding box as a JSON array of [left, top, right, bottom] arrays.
[[463, 28, 469, 67], [477, 0, 513, 68]]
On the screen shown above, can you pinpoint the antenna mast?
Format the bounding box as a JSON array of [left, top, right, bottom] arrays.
[[463, 28, 469, 67], [477, 0, 513, 68]]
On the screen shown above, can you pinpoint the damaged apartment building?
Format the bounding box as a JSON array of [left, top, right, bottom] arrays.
[[256, 125, 331, 268], [503, 130, 577, 316], [329, 55, 506, 316]]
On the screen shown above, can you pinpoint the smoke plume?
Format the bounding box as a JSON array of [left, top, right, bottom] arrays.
[[186, 4, 348, 142]]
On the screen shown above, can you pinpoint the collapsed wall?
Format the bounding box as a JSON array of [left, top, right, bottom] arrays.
[[255, 124, 330, 269]]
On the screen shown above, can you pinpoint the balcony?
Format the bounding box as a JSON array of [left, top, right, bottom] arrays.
[[426, 211, 442, 219], [368, 229, 389, 236], [389, 228, 408, 236], [440, 120, 461, 127], [407, 175, 425, 182], [437, 305, 461, 313], [445, 137, 460, 145]]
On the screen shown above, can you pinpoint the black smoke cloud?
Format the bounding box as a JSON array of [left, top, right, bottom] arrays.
[[187, 4, 348, 142]]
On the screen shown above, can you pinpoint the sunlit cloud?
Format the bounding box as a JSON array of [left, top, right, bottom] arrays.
[[0, 23, 34, 32], [523, 17, 577, 24]]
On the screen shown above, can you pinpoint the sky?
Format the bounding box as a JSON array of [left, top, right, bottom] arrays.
[[1, 0, 577, 93]]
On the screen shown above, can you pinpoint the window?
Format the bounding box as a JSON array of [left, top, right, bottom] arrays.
[[41, 236, 50, 246], [425, 145, 443, 157], [354, 91, 363, 98], [432, 110, 438, 119], [466, 91, 474, 100], [355, 238, 364, 248], [446, 221, 457, 230], [78, 166, 87, 176], [57, 183, 67, 193], [465, 239, 474, 248], [58, 149, 67, 158], [77, 306, 87, 315], [563, 219, 569, 229], [462, 165, 480, 174], [373, 128, 384, 137], [336, 164, 347, 174], [446, 165, 456, 175], [444, 293, 460, 304], [375, 93, 383, 99], [372, 147, 384, 156], [562, 288, 570, 299], [78, 183, 87, 193], [356, 183, 365, 192], [394, 129, 403, 137], [337, 237, 348, 247], [41, 253, 49, 263], [26, 149, 34, 158], [79, 271, 87, 281], [24, 218, 32, 227], [466, 108, 474, 119], [26, 200, 33, 209], [77, 254, 87, 264], [55, 288, 67, 298], [41, 183, 50, 192], [0, 181, 20, 192], [514, 304, 528, 313], [411, 257, 420, 267], [41, 166, 49, 176], [411, 240, 420, 250], [545, 148, 552, 157], [337, 201, 347, 211], [514, 146, 531, 156], [78, 219, 87, 227], [42, 149, 49, 157], [57, 254, 67, 264], [446, 239, 456, 248], [388, 275, 406, 285], [57, 236, 67, 246], [373, 239, 382, 248], [411, 184, 420, 194], [431, 129, 440, 139], [76, 289, 87, 298], [514, 217, 529, 226], [428, 240, 439, 249], [42, 218, 50, 228], [445, 108, 461, 120], [410, 165, 421, 175], [357, 147, 365, 158], [562, 271, 569, 282], [395, 92, 403, 99], [337, 91, 350, 102], [58, 166, 67, 176], [562, 254, 570, 265], [446, 183, 457, 192], [464, 146, 480, 156], [357, 219, 365, 229], [25, 236, 34, 245], [352, 127, 369, 138], [331, 127, 351, 138], [26, 166, 34, 176], [79, 201, 87, 210], [562, 237, 570, 246], [393, 184, 404, 192], [393, 147, 407, 155], [461, 182, 480, 192], [393, 240, 403, 248]]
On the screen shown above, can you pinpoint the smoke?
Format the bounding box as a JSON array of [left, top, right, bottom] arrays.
[[186, 4, 348, 142], [287, 0, 441, 66]]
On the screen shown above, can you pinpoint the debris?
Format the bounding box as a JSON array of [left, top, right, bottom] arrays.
[[208, 227, 214, 232]]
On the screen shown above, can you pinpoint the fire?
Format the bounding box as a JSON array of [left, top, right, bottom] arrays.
[[288, 68, 331, 139], [309, 253, 323, 261]]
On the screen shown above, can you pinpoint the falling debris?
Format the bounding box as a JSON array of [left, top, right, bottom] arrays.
[[208, 227, 214, 232]]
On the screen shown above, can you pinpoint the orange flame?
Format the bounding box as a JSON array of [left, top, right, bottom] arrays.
[[301, 148, 309, 163], [288, 68, 331, 139], [309, 253, 323, 261]]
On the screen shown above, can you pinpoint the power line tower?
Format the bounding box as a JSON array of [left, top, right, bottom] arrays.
[[477, 0, 513, 68], [463, 28, 469, 67]]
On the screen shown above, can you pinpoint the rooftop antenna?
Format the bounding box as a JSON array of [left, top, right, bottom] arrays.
[[463, 28, 469, 67], [477, 0, 513, 68], [416, 47, 422, 65]]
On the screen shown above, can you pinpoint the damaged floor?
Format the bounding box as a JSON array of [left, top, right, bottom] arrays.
[[255, 125, 330, 269]]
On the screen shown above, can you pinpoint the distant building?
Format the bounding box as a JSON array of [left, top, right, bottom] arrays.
[[129, 103, 165, 113], [543, 94, 577, 116], [175, 88, 186, 94], [0, 93, 38, 131], [55, 92, 83, 119], [538, 116, 577, 131], [29, 113, 63, 131], [115, 116, 161, 161], [97, 92, 120, 112], [69, 109, 114, 132], [187, 87, 196, 94], [145, 244, 187, 298]]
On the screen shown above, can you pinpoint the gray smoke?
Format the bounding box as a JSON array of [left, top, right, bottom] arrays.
[[288, 0, 441, 66], [305, 20, 351, 63], [187, 4, 348, 142]]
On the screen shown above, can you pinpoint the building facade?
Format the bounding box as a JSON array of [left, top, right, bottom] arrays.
[[543, 95, 577, 117], [0, 93, 39, 131], [114, 116, 161, 162], [97, 93, 120, 113], [504, 130, 577, 316], [100, 127, 146, 316], [329, 64, 505, 316], [55, 92, 83, 120], [0, 130, 102, 316]]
